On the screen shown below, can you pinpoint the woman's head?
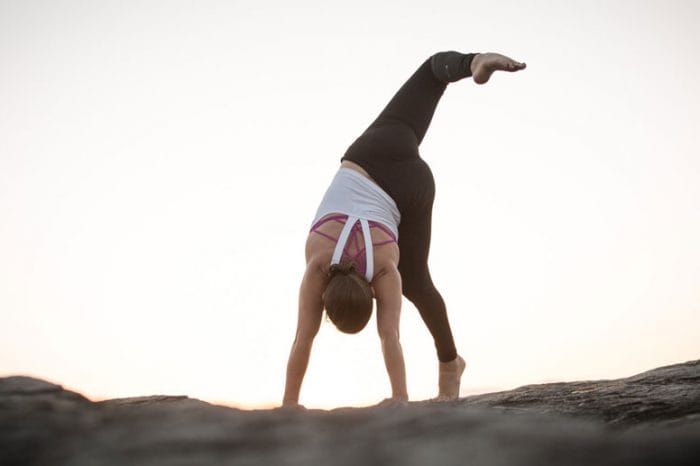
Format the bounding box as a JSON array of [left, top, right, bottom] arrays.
[[322, 261, 373, 334]]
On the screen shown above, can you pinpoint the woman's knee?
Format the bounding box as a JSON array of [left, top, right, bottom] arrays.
[[402, 279, 438, 305]]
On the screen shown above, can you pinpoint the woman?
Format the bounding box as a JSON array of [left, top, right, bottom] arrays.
[[282, 50, 526, 407]]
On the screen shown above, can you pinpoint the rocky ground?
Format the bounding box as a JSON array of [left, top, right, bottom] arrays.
[[1, 360, 699, 466]]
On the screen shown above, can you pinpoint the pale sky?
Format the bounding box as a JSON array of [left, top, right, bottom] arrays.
[[1, 0, 699, 409]]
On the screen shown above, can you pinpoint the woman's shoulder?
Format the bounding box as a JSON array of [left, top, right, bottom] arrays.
[[304, 241, 333, 273], [371, 243, 400, 282], [340, 160, 376, 183]]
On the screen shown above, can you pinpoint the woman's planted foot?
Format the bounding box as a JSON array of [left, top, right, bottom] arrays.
[[435, 355, 466, 401], [470, 52, 526, 84]]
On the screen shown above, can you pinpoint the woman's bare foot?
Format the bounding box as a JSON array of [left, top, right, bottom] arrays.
[[471, 53, 526, 84], [435, 355, 466, 401]]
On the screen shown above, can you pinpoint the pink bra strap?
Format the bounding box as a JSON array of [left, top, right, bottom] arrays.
[[368, 221, 398, 242], [310, 215, 398, 246], [310, 214, 349, 231], [311, 230, 337, 242], [372, 239, 397, 247]]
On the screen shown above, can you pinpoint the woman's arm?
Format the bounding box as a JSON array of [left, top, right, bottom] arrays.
[[373, 264, 408, 402], [282, 260, 326, 406]]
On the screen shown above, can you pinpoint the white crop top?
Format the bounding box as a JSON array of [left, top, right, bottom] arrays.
[[312, 168, 400, 237]]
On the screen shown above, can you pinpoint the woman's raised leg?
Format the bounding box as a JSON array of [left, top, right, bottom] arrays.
[[366, 51, 477, 145]]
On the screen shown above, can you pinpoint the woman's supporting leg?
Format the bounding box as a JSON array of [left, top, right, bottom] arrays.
[[398, 204, 457, 363]]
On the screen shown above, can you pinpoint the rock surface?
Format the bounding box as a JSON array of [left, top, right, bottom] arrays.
[[1, 360, 699, 466]]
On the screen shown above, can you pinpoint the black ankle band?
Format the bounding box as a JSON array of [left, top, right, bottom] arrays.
[[430, 51, 476, 83]]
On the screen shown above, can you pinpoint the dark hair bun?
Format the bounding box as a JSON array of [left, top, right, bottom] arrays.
[[329, 261, 356, 277], [323, 259, 373, 334]]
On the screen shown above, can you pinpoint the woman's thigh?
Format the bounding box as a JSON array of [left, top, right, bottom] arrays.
[[342, 123, 429, 212]]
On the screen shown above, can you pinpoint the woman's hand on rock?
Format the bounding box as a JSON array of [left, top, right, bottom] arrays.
[[376, 397, 409, 408], [280, 400, 307, 411]]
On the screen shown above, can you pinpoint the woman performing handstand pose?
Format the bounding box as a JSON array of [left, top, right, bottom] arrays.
[[283, 50, 526, 406]]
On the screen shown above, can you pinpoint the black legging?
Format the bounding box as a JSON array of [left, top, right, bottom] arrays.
[[341, 51, 476, 363]]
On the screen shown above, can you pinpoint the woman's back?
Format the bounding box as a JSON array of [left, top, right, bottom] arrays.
[[307, 161, 399, 281], [306, 212, 400, 282]]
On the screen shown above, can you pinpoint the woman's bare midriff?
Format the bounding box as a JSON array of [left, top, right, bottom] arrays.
[[341, 160, 378, 184]]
